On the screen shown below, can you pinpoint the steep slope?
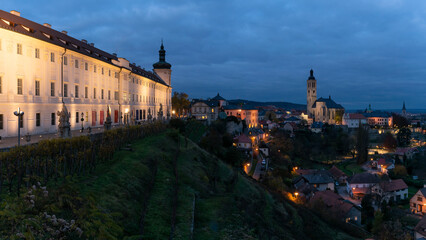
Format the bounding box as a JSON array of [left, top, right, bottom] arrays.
[[0, 130, 360, 239]]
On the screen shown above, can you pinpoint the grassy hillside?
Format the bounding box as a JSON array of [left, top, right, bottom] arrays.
[[0, 129, 360, 239]]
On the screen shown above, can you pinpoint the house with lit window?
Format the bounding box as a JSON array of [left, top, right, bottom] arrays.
[[224, 105, 258, 128], [363, 111, 393, 127], [342, 113, 367, 129], [410, 187, 426, 215], [189, 93, 228, 124], [0, 9, 172, 137], [371, 179, 408, 203], [348, 172, 380, 199]]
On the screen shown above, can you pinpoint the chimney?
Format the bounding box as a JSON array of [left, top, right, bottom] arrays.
[[90, 43, 94, 47], [10, 10, 20, 17], [43, 23, 51, 28], [61, 30, 68, 35], [81, 39, 87, 44], [112, 53, 117, 57]]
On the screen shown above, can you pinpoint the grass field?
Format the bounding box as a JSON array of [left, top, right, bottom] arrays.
[[338, 160, 364, 176]]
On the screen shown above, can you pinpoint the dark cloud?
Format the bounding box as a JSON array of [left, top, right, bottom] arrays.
[[4, 0, 426, 109]]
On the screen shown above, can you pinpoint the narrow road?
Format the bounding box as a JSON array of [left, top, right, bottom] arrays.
[[252, 154, 263, 180]]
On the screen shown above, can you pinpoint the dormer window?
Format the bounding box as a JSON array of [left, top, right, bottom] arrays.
[[42, 32, 51, 39], [21, 25, 32, 32]]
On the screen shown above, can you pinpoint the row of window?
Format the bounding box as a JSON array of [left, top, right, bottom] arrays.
[[10, 41, 117, 77], [0, 112, 56, 130], [6, 41, 169, 94], [0, 108, 156, 130], [3, 76, 168, 104]]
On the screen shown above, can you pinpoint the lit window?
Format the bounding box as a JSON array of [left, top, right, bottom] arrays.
[[17, 43, 22, 55]]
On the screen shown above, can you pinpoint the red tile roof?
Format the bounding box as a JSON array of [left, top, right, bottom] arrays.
[[310, 190, 354, 218], [236, 134, 251, 144], [348, 113, 366, 119], [380, 179, 408, 192], [328, 166, 347, 179]]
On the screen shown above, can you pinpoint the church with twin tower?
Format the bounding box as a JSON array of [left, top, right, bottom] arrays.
[[306, 69, 344, 124]]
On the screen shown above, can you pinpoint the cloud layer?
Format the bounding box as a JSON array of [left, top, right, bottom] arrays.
[[4, 0, 426, 109]]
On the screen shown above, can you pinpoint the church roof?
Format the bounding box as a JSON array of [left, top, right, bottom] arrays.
[[153, 42, 171, 69], [311, 97, 344, 109], [212, 93, 226, 101]]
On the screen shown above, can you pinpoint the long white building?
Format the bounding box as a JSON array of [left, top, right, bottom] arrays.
[[0, 10, 172, 137]]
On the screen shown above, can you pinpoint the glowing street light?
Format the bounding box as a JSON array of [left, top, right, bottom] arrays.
[[13, 107, 24, 147]]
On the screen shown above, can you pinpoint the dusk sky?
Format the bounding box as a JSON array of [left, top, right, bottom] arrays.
[[4, 0, 426, 109]]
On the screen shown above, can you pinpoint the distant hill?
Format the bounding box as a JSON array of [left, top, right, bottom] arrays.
[[228, 99, 306, 111]]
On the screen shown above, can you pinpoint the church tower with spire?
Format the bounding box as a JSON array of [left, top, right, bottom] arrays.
[[307, 69, 317, 117], [153, 41, 172, 86], [402, 101, 406, 116]]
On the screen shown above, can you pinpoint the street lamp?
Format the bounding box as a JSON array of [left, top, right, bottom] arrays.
[[13, 107, 24, 147], [81, 113, 84, 132]]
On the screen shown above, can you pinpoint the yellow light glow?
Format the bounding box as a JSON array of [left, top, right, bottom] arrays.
[[247, 163, 250, 166], [295, 192, 299, 197], [125, 108, 129, 114], [172, 110, 175, 114]]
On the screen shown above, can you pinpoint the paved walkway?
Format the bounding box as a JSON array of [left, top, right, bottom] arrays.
[[0, 126, 110, 149]]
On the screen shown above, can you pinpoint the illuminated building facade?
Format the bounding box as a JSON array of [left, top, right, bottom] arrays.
[[306, 69, 344, 124], [0, 10, 172, 137]]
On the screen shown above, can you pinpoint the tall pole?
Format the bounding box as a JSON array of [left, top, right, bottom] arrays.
[[14, 107, 24, 147]]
